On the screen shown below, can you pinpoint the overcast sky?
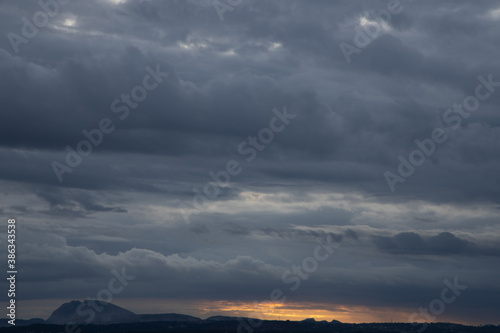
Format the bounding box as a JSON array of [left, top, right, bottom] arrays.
[[1, 0, 499, 325]]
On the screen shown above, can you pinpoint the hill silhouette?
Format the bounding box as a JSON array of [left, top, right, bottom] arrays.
[[0, 301, 499, 333], [46, 300, 201, 325]]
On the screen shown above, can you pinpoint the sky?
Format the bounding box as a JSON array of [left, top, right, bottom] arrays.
[[1, 0, 500, 326]]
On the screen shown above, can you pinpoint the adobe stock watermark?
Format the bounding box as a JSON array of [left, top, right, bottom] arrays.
[[63, 267, 135, 333], [6, 0, 72, 54], [213, 0, 243, 22], [384, 74, 499, 192], [409, 277, 467, 333], [339, 0, 403, 64], [178, 106, 296, 224], [237, 235, 339, 333], [51, 64, 169, 182]]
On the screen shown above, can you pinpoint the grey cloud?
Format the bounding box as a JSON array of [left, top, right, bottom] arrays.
[[373, 231, 500, 257]]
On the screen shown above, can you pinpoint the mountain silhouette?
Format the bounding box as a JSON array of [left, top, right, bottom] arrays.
[[47, 300, 137, 325], [2, 302, 498, 333], [46, 300, 201, 325]]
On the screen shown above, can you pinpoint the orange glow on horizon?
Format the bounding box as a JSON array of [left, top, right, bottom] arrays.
[[112, 298, 435, 324], [193, 300, 410, 323], [17, 298, 476, 326]]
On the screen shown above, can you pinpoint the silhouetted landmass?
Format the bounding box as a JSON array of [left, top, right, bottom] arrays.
[[0, 319, 45, 328], [46, 300, 137, 325], [1, 321, 500, 333], [1, 301, 499, 332]]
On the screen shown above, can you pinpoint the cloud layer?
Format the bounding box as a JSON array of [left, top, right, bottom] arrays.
[[0, 0, 499, 325]]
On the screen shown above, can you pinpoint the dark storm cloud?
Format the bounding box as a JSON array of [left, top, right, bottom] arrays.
[[0, 184, 127, 217], [257, 227, 344, 243], [373, 231, 465, 255], [0, 0, 499, 203], [373, 231, 500, 257], [344, 228, 358, 240], [36, 188, 128, 217], [1, 0, 500, 325]]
